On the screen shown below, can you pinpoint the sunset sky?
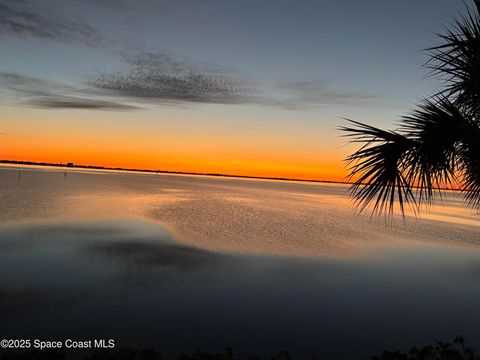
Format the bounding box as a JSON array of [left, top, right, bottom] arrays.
[[0, 0, 466, 181]]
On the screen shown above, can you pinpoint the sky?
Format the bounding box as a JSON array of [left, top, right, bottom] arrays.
[[0, 0, 470, 181]]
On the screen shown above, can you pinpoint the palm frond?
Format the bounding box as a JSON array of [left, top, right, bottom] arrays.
[[426, 3, 480, 114], [340, 1, 480, 216], [400, 98, 465, 205], [339, 120, 417, 216], [458, 124, 480, 208]]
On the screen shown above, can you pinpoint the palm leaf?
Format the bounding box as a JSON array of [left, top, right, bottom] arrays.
[[426, 2, 480, 114], [400, 98, 465, 205], [458, 124, 480, 208], [339, 120, 417, 215], [340, 0, 480, 216]]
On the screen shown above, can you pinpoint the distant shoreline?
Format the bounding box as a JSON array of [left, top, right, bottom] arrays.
[[0, 159, 349, 185]]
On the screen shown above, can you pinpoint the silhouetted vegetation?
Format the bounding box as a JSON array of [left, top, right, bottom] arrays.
[[0, 348, 293, 360], [341, 0, 480, 216], [370, 337, 479, 360], [84, 347, 294, 360], [1, 338, 479, 359], [1, 350, 65, 360], [85, 348, 162, 360]]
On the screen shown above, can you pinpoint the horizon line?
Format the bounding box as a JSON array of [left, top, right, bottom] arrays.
[[0, 159, 350, 185], [0, 159, 461, 192]]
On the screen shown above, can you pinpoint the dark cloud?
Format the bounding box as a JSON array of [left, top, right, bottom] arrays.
[[28, 96, 139, 110], [0, 72, 137, 111], [275, 80, 377, 109], [0, 54, 377, 112], [0, 70, 377, 111], [91, 52, 257, 105], [0, 0, 104, 46], [0, 70, 378, 112], [90, 54, 378, 109]]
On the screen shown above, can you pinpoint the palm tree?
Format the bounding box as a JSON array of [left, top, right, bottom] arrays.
[[340, 0, 480, 216]]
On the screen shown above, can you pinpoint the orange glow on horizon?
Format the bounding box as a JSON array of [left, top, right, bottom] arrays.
[[1, 149, 348, 182], [0, 107, 350, 182], [0, 132, 348, 181]]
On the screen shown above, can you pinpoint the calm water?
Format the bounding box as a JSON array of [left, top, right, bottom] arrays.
[[1, 165, 480, 359]]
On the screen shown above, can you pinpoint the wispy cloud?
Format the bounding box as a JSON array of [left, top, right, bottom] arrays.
[[91, 52, 257, 105], [0, 50, 261, 110], [274, 80, 377, 109], [28, 96, 138, 110], [90, 54, 379, 109], [0, 52, 377, 112], [0, 73, 137, 111], [0, 0, 104, 46]]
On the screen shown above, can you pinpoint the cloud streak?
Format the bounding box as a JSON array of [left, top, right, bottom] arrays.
[[90, 54, 379, 109], [91, 52, 256, 105], [274, 80, 377, 109], [0, 53, 378, 112], [28, 96, 139, 110], [0, 48, 261, 110], [0, 0, 104, 46], [0, 73, 137, 111]]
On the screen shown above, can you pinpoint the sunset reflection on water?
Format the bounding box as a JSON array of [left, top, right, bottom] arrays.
[[1, 165, 480, 359]]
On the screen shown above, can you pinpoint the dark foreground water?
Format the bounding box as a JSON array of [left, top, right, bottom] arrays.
[[1, 165, 480, 359]]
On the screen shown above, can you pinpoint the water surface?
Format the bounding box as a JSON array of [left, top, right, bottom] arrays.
[[1, 165, 479, 359]]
